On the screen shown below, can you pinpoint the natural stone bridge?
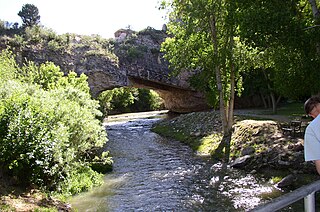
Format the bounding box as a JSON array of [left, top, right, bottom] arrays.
[[83, 29, 208, 113], [86, 64, 208, 113]]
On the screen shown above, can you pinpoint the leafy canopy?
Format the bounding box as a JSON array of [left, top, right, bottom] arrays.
[[18, 4, 41, 27]]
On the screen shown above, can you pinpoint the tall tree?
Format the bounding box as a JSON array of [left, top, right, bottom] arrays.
[[18, 4, 40, 27], [161, 0, 242, 161], [237, 0, 320, 104]]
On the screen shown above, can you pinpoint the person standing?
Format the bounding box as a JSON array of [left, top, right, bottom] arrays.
[[304, 95, 320, 174]]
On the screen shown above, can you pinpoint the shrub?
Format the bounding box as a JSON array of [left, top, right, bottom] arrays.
[[0, 50, 110, 195], [127, 45, 147, 61], [20, 61, 63, 90], [57, 165, 103, 196], [24, 25, 42, 44], [98, 87, 135, 114], [48, 39, 63, 51], [0, 49, 19, 82], [132, 88, 163, 111], [0, 80, 107, 189], [11, 34, 26, 47]]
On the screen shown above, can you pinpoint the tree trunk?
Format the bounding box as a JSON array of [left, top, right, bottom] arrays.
[[209, 17, 228, 129], [213, 129, 232, 161], [260, 92, 268, 108], [276, 95, 281, 106], [210, 17, 228, 161], [225, 60, 235, 162], [308, 0, 320, 21], [227, 31, 236, 129], [267, 95, 271, 108], [270, 92, 277, 114], [262, 69, 278, 114], [308, 0, 320, 54], [209, 14, 235, 162]]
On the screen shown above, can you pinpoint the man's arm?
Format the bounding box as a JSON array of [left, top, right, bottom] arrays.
[[314, 160, 320, 175]]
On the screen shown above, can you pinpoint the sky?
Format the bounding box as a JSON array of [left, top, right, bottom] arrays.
[[0, 0, 168, 39]]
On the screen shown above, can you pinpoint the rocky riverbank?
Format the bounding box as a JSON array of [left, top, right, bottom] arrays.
[[152, 110, 320, 188]]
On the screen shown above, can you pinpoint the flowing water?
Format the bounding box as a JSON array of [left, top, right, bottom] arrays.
[[70, 111, 282, 211]]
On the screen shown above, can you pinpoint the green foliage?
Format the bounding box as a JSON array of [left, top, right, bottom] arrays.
[[23, 25, 44, 44], [109, 87, 136, 113], [18, 4, 41, 28], [90, 151, 113, 174], [19, 61, 90, 94], [0, 50, 109, 195], [0, 49, 19, 82], [237, 0, 320, 100], [188, 71, 219, 108], [161, 0, 243, 107], [161, 29, 221, 108], [74, 34, 118, 63], [98, 87, 163, 115], [133, 89, 163, 111], [47, 39, 64, 51], [20, 61, 63, 90], [3, 25, 118, 65], [115, 32, 152, 62], [150, 90, 163, 110], [34, 207, 58, 212], [0, 204, 15, 212], [20, 26, 68, 50], [10, 34, 25, 47], [127, 46, 146, 60], [161, 0, 320, 106], [56, 165, 104, 196]]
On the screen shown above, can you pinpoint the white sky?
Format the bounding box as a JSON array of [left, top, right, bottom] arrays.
[[0, 0, 168, 38]]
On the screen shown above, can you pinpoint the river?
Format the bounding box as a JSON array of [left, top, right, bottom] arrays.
[[70, 111, 290, 211]]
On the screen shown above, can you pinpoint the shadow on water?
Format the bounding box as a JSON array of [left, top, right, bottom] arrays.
[[70, 111, 281, 211]]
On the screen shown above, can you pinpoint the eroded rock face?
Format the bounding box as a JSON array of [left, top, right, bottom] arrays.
[[0, 28, 209, 113], [156, 89, 208, 113]]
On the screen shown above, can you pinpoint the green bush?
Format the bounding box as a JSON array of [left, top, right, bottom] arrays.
[[132, 88, 163, 111], [98, 87, 136, 114], [98, 87, 163, 114], [56, 164, 103, 196], [0, 50, 110, 195], [0, 49, 19, 81]]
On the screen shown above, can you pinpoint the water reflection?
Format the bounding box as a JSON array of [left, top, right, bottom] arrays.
[[71, 113, 277, 211]]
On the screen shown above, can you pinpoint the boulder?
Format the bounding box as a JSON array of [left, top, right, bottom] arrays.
[[230, 155, 252, 168], [276, 174, 297, 188]]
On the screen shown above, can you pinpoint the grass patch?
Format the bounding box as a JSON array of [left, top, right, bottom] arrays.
[[151, 125, 189, 143], [197, 134, 222, 155], [276, 102, 305, 117], [151, 124, 221, 155], [0, 205, 15, 212], [270, 176, 283, 184]]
